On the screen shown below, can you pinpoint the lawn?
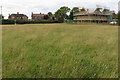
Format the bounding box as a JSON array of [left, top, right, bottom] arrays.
[[2, 23, 118, 78]]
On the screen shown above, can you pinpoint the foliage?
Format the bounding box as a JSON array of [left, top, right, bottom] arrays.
[[55, 6, 70, 22], [48, 12, 55, 20], [2, 19, 60, 24], [48, 12, 53, 16], [2, 19, 15, 24], [69, 7, 79, 20]]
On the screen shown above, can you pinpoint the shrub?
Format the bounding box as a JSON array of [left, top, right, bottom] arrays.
[[2, 19, 15, 24], [2, 19, 61, 24], [16, 20, 27, 24]]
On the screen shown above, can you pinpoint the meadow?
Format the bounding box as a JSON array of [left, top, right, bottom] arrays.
[[2, 23, 118, 78]]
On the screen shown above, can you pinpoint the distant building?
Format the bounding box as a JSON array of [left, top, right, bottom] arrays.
[[31, 12, 49, 20], [73, 8, 115, 23], [8, 12, 28, 20]]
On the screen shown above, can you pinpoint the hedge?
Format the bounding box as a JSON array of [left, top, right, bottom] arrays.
[[2, 19, 15, 24], [2, 19, 61, 24]]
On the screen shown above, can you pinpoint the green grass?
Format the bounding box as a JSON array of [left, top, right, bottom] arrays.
[[2, 23, 118, 78]]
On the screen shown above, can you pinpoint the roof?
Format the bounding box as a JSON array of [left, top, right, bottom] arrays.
[[31, 13, 48, 17], [74, 8, 114, 15], [87, 8, 96, 13], [9, 14, 28, 17]]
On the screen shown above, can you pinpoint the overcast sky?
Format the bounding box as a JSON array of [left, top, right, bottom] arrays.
[[0, 0, 119, 19]]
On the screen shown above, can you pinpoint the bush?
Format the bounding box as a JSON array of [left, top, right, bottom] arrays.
[[16, 20, 60, 24], [2, 19, 15, 24], [16, 20, 27, 24], [2, 19, 61, 24]]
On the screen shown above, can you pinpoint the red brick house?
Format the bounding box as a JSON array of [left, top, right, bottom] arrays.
[[8, 12, 28, 20], [31, 12, 49, 20]]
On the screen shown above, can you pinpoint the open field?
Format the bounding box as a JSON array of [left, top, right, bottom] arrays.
[[2, 23, 118, 78]]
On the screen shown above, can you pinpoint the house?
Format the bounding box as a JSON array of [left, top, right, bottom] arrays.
[[31, 12, 49, 20], [73, 8, 115, 23], [8, 12, 28, 20], [31, 12, 56, 20]]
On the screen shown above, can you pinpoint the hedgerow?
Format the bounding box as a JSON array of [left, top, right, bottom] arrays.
[[2, 19, 61, 24]]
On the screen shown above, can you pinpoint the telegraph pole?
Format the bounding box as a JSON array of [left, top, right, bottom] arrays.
[[0, 6, 2, 18], [1, 6, 2, 15], [0, 5, 2, 80], [0, 6, 2, 25]]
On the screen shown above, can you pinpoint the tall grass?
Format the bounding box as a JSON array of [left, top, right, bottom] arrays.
[[2, 23, 118, 78]]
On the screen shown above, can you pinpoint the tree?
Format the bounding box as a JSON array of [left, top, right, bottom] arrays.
[[48, 12, 53, 16], [55, 6, 70, 22], [48, 12, 54, 20], [69, 7, 79, 20]]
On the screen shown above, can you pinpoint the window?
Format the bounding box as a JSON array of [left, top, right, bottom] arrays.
[[11, 16, 14, 19]]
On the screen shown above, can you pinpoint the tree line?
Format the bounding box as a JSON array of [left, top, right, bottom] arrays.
[[41, 6, 79, 22], [1, 6, 119, 25], [54, 6, 79, 22]]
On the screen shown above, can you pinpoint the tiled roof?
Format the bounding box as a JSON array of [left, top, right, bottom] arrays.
[[76, 8, 114, 15], [32, 14, 48, 17], [10, 14, 28, 17]]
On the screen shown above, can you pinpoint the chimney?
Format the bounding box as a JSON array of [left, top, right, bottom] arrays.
[[32, 12, 33, 15], [17, 12, 19, 14], [31, 12, 33, 16]]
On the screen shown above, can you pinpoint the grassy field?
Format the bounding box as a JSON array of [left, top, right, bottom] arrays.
[[2, 23, 118, 78]]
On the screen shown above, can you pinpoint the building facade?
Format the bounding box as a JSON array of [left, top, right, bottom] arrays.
[[8, 12, 28, 20], [73, 8, 115, 23], [31, 12, 49, 20], [31, 12, 56, 20]]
